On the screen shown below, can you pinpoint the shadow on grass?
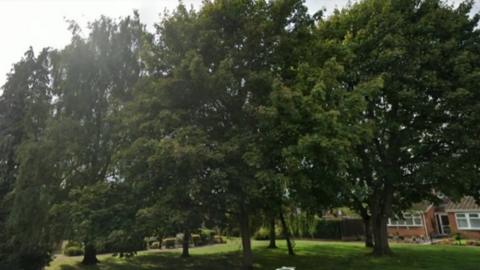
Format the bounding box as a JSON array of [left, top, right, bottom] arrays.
[[58, 252, 242, 270], [56, 242, 480, 270]]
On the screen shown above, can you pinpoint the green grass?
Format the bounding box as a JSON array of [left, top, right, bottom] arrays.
[[47, 239, 480, 270]]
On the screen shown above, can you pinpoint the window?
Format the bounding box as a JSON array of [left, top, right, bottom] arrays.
[[470, 214, 480, 228], [455, 213, 480, 230], [456, 213, 469, 228], [388, 213, 423, 227]]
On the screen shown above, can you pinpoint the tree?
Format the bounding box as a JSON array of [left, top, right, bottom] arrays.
[[316, 0, 480, 255], [266, 54, 373, 251], [60, 182, 144, 263], [127, 1, 316, 268], [48, 14, 145, 264], [119, 42, 226, 257], [0, 48, 55, 270], [246, 3, 318, 253]]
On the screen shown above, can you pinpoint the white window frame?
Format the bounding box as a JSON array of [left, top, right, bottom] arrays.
[[388, 213, 423, 227], [455, 212, 480, 230]]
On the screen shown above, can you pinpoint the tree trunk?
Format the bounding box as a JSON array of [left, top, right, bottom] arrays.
[[372, 212, 391, 255], [82, 243, 98, 265], [279, 208, 295, 256], [181, 230, 190, 258], [362, 213, 374, 248], [268, 215, 277, 249], [239, 204, 253, 270], [371, 185, 393, 256]]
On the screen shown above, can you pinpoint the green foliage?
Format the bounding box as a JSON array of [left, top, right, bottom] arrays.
[[198, 228, 216, 245], [253, 227, 270, 240], [309, 0, 480, 254], [288, 212, 319, 238], [454, 233, 463, 245], [1, 0, 480, 267], [106, 230, 145, 256], [0, 47, 55, 270], [64, 246, 84, 257], [65, 241, 82, 249], [46, 13, 146, 263]]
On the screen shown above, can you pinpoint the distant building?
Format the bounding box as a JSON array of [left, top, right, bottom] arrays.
[[387, 196, 480, 240]]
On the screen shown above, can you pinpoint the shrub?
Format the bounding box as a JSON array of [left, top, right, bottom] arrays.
[[191, 234, 201, 246], [454, 233, 462, 245], [150, 241, 160, 249], [253, 227, 269, 240], [275, 226, 283, 238], [64, 246, 84, 257], [64, 241, 82, 249], [163, 238, 176, 249]]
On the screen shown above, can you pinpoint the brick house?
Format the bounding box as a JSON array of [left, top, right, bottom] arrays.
[[387, 202, 435, 241], [387, 197, 480, 240], [445, 197, 480, 239]]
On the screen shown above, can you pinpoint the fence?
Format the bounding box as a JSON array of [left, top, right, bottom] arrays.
[[291, 218, 365, 241]]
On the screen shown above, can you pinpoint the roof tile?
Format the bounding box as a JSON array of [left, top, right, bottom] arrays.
[[445, 196, 480, 211]]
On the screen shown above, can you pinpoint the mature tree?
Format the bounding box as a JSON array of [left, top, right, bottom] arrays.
[[267, 53, 373, 246], [125, 1, 316, 268], [245, 1, 318, 254], [316, 0, 480, 255], [0, 48, 56, 270], [119, 39, 225, 256], [48, 14, 145, 264]]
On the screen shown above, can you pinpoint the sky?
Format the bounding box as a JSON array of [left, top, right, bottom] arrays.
[[0, 0, 478, 87]]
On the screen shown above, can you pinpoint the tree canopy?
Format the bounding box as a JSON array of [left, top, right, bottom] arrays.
[[0, 0, 479, 269]]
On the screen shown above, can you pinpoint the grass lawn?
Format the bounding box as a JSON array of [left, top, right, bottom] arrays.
[[47, 239, 480, 270]]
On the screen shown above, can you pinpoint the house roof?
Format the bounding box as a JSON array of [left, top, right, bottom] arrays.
[[445, 196, 480, 212], [410, 201, 432, 212]]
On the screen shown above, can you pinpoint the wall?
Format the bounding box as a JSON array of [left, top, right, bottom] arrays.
[[387, 207, 436, 240], [448, 212, 480, 240], [388, 226, 427, 239], [424, 206, 437, 236]]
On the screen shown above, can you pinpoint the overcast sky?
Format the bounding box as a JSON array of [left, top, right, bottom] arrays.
[[0, 0, 478, 87]]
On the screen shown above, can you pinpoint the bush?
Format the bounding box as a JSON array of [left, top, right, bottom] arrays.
[[163, 238, 176, 249], [64, 246, 84, 257], [275, 226, 283, 238], [64, 241, 82, 249], [253, 227, 269, 240], [191, 234, 201, 246], [454, 233, 462, 245]]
